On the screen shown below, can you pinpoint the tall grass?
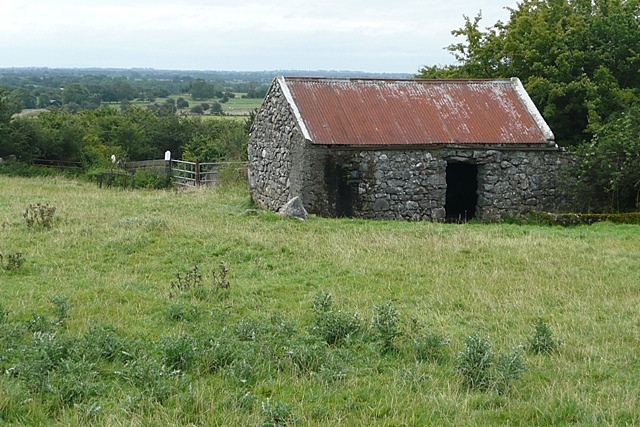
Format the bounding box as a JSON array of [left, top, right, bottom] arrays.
[[0, 175, 638, 425]]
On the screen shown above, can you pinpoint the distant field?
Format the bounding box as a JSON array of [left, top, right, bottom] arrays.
[[103, 93, 263, 118], [0, 175, 638, 426], [16, 94, 263, 120], [221, 96, 263, 116]]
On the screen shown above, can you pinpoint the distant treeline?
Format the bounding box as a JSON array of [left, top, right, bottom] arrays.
[[0, 69, 271, 110], [0, 68, 412, 110]]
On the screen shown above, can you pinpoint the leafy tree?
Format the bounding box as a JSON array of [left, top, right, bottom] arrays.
[[189, 79, 216, 100], [0, 87, 22, 156], [575, 104, 640, 211], [210, 101, 223, 116], [14, 110, 85, 161], [12, 87, 37, 109], [62, 84, 91, 106], [176, 97, 189, 109], [37, 94, 51, 109], [147, 100, 176, 117], [110, 78, 137, 101], [190, 105, 204, 114], [182, 120, 248, 162], [418, 0, 640, 147]]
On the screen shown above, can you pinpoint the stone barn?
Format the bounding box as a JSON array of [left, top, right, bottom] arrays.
[[248, 76, 571, 221]]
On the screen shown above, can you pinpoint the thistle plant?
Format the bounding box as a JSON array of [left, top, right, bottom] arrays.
[[23, 203, 56, 229]]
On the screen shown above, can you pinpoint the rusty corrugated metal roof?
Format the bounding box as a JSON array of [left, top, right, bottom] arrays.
[[279, 77, 554, 146]]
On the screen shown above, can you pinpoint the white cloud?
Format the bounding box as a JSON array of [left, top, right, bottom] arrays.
[[0, 0, 514, 72]]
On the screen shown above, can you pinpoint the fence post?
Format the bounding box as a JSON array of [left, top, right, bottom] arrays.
[[195, 159, 200, 187], [164, 151, 172, 179]]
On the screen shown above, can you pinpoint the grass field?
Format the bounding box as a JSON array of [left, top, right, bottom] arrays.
[[0, 175, 638, 426], [105, 93, 263, 118]]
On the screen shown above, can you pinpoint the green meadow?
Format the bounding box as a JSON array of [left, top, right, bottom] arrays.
[[0, 175, 638, 426]]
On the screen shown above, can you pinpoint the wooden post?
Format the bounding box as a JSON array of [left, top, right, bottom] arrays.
[[164, 150, 172, 179], [195, 159, 200, 187]]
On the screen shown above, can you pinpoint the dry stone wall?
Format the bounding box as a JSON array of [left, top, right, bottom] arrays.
[[248, 80, 301, 212], [333, 148, 572, 221]]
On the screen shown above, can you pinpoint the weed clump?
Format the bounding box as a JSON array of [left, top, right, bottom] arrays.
[[160, 333, 198, 371], [50, 295, 70, 326], [171, 265, 203, 295], [527, 318, 561, 354], [412, 330, 450, 363], [166, 302, 201, 322], [261, 398, 297, 426], [78, 324, 136, 363], [23, 203, 56, 229], [456, 335, 526, 394], [371, 300, 402, 354], [0, 251, 25, 271], [311, 292, 361, 346], [456, 335, 495, 391], [170, 262, 231, 300], [212, 261, 230, 290]]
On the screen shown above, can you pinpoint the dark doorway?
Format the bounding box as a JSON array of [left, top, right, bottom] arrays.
[[324, 159, 355, 217], [445, 162, 478, 222]]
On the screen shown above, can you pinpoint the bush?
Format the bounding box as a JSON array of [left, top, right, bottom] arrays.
[[573, 105, 640, 212], [134, 169, 171, 189]]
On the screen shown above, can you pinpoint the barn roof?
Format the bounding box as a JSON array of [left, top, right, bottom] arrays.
[[277, 76, 555, 147]]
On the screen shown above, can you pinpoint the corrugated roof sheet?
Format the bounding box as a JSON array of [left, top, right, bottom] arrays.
[[280, 77, 554, 146]]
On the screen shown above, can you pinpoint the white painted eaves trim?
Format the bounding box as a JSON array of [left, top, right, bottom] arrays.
[[510, 77, 556, 146], [277, 76, 312, 142]]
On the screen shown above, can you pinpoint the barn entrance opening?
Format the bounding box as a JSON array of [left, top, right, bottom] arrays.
[[325, 159, 355, 218], [445, 162, 478, 222]]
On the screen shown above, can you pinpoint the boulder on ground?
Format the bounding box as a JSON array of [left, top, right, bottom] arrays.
[[279, 196, 308, 221]]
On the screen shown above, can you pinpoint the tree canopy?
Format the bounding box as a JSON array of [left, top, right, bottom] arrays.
[[418, 0, 640, 147]]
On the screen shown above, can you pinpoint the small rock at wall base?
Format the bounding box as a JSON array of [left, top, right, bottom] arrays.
[[279, 196, 308, 221]]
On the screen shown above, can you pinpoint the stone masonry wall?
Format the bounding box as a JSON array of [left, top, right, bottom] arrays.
[[248, 79, 303, 212], [334, 148, 572, 221]]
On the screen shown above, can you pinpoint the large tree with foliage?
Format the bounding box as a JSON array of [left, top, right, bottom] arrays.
[[418, 0, 640, 147], [0, 87, 23, 157]]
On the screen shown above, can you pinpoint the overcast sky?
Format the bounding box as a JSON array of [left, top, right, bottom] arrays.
[[1, 1, 516, 73]]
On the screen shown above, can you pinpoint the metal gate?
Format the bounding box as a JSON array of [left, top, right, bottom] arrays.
[[170, 159, 247, 188]]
